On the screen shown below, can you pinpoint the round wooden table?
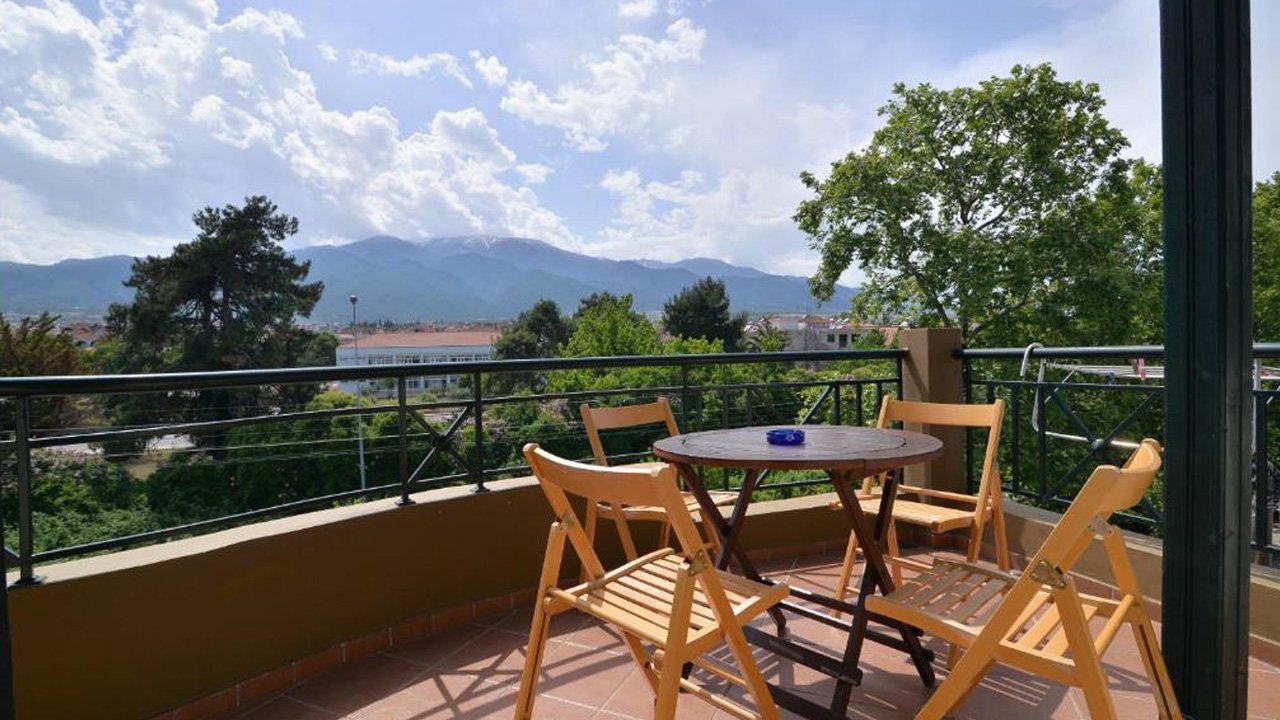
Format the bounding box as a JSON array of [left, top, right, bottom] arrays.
[[653, 425, 943, 718]]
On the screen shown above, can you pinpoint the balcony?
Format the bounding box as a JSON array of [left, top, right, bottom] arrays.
[[192, 548, 1280, 720], [3, 335, 1280, 719]]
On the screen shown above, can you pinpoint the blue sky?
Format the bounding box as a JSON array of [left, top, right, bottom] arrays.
[[1, 0, 1276, 281]]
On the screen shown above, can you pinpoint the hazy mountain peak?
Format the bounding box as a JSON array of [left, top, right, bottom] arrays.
[[1, 235, 855, 323]]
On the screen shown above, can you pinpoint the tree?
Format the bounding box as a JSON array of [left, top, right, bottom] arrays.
[[103, 196, 329, 447], [1255, 172, 1280, 341], [795, 63, 1158, 346], [488, 299, 573, 393], [0, 313, 81, 429], [562, 293, 660, 358], [662, 277, 747, 351], [493, 299, 572, 361]]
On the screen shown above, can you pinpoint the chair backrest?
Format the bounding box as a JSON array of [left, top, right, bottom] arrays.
[[523, 443, 703, 579], [873, 397, 1006, 504], [1020, 438, 1162, 582], [580, 397, 680, 466]]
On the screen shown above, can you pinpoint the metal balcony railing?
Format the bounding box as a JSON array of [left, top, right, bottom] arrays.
[[960, 343, 1280, 566], [0, 349, 903, 584]]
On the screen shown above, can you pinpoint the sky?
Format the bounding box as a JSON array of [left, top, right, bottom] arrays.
[[0, 0, 1276, 283]]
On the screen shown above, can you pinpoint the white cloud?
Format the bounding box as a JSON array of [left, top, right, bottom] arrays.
[[218, 55, 254, 85], [468, 50, 508, 87], [617, 0, 657, 19], [499, 18, 705, 151], [349, 49, 472, 88], [317, 43, 337, 62], [515, 163, 553, 184], [224, 8, 303, 41], [0, 0, 574, 264], [593, 166, 821, 279]]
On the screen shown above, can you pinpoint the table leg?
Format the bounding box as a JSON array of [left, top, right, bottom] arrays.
[[676, 463, 786, 634], [828, 469, 935, 714]]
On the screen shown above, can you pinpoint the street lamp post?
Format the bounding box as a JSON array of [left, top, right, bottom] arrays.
[[350, 295, 368, 491]]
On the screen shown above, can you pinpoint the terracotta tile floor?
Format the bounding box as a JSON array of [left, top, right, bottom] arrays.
[[224, 551, 1280, 719]]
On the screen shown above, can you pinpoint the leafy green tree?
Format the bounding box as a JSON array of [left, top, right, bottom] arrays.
[[575, 291, 646, 323], [488, 299, 573, 393], [103, 196, 330, 448], [494, 300, 572, 360], [1254, 172, 1280, 341], [795, 63, 1157, 346], [746, 317, 790, 352], [561, 293, 660, 358], [0, 313, 82, 429], [662, 277, 747, 351]]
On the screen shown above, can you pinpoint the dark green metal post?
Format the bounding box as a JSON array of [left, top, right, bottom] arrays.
[[473, 371, 487, 493], [13, 397, 35, 585], [1160, 0, 1252, 716], [396, 378, 413, 506]]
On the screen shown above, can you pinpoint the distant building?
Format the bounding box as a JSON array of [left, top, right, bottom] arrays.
[[744, 314, 898, 351], [62, 322, 106, 348], [335, 328, 501, 394]]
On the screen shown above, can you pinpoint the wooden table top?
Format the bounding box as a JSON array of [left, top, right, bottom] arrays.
[[651, 425, 943, 472]]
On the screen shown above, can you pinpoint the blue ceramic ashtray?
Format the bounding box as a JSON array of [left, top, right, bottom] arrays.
[[766, 428, 805, 446]]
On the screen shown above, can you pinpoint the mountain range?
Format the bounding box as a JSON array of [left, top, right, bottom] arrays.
[[0, 235, 854, 323]]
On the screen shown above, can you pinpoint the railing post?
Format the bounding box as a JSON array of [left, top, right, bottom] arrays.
[[395, 378, 414, 506], [1036, 379, 1047, 500], [833, 383, 842, 425], [473, 371, 487, 493], [964, 359, 975, 493], [13, 396, 38, 585], [679, 365, 690, 431], [1255, 393, 1270, 560], [898, 328, 964, 492]]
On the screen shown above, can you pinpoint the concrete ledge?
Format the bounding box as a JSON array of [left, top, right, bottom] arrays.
[[5, 478, 855, 720]]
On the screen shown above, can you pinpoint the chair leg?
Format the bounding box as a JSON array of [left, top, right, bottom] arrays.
[[992, 503, 1012, 570], [581, 503, 601, 584], [613, 512, 640, 561], [514, 598, 552, 720], [1130, 610, 1184, 719], [945, 642, 962, 670], [1057, 585, 1118, 720], [966, 516, 985, 565], [516, 523, 568, 720], [914, 650, 992, 720], [652, 652, 684, 719], [696, 506, 723, 559], [832, 528, 860, 618], [887, 521, 903, 586]]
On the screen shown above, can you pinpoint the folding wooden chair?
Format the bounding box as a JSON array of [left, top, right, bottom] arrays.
[[833, 397, 1008, 601], [517, 444, 789, 720], [580, 397, 737, 560], [866, 439, 1181, 720]]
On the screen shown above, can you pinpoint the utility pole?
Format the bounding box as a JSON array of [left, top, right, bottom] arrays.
[[350, 295, 368, 491]]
